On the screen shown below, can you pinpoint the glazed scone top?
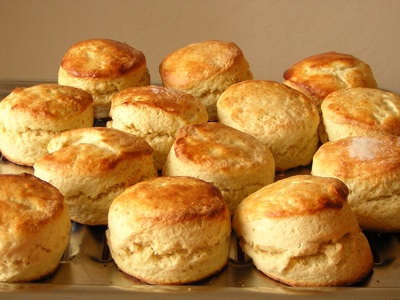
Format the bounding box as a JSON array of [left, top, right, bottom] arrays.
[[172, 122, 274, 170], [60, 38, 147, 78], [321, 87, 400, 135], [217, 80, 319, 140], [0, 173, 66, 237], [109, 176, 229, 228], [109, 85, 208, 133], [36, 127, 154, 175], [0, 84, 93, 131], [283, 51, 378, 101], [159, 40, 252, 90], [236, 175, 348, 220], [312, 135, 400, 179]]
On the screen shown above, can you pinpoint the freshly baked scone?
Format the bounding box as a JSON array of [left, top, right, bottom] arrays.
[[283, 51, 378, 143], [106, 176, 231, 285], [159, 40, 253, 121], [321, 87, 400, 142], [0, 173, 71, 283], [34, 127, 157, 225], [58, 38, 150, 118], [107, 85, 208, 170], [0, 83, 93, 166], [283, 51, 378, 110], [312, 135, 400, 232], [217, 80, 320, 171], [233, 175, 374, 287], [162, 122, 275, 214]]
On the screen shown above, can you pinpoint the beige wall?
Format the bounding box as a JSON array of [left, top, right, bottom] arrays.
[[0, 0, 399, 93]]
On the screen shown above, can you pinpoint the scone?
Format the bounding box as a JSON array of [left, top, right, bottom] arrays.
[[0, 173, 71, 282], [321, 87, 400, 142], [34, 127, 157, 225], [217, 80, 320, 171], [0, 83, 93, 166], [107, 85, 208, 170], [283, 51, 378, 110], [312, 135, 400, 232], [58, 38, 150, 118], [162, 122, 275, 214], [283, 51, 378, 143], [106, 176, 231, 285], [233, 175, 374, 287], [159, 40, 253, 121]]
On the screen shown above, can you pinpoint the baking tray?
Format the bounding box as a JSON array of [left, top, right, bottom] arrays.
[[1, 80, 400, 299]]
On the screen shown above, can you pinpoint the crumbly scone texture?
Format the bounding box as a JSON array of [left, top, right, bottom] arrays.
[[106, 176, 231, 284], [321, 87, 400, 142], [107, 85, 208, 170], [58, 38, 150, 118], [233, 175, 374, 287], [34, 127, 157, 225], [159, 40, 253, 121], [162, 122, 275, 214], [217, 80, 320, 171], [0, 83, 93, 166], [0, 173, 71, 283], [312, 135, 400, 232]]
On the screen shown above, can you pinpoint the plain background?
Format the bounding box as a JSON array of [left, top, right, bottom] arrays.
[[0, 0, 399, 93]]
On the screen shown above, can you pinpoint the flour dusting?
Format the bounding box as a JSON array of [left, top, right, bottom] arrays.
[[348, 137, 378, 160]]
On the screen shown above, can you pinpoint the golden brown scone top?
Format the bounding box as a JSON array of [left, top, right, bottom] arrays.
[[110, 176, 229, 227], [61, 38, 147, 78], [159, 40, 250, 89], [283, 51, 378, 100], [110, 85, 207, 119], [0, 173, 66, 235], [0, 84, 93, 123], [313, 135, 400, 178], [173, 122, 273, 168], [322, 87, 400, 135], [236, 175, 348, 220], [35, 127, 153, 175]]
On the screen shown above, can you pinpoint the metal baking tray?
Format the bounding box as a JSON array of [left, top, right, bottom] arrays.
[[1, 80, 400, 299]]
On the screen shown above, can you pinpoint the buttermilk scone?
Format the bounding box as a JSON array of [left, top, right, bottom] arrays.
[[107, 85, 208, 170], [58, 38, 150, 118], [0, 83, 93, 166], [34, 127, 157, 225], [159, 40, 253, 121], [217, 80, 319, 171], [162, 122, 275, 214], [312, 135, 400, 232], [0, 173, 71, 282], [321, 87, 400, 142], [106, 176, 231, 285], [233, 175, 374, 287]]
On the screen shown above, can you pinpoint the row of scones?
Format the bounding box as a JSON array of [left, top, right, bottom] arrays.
[[1, 38, 400, 287]]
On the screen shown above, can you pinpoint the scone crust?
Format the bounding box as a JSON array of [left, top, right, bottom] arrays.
[[159, 40, 253, 120], [321, 87, 400, 141], [217, 80, 320, 171], [0, 173, 71, 282], [283, 51, 378, 105], [0, 84, 94, 166], [233, 175, 373, 287], [163, 122, 275, 213], [34, 127, 157, 225], [107, 176, 231, 284], [312, 135, 400, 231], [60, 38, 147, 78], [0, 83, 93, 131]]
